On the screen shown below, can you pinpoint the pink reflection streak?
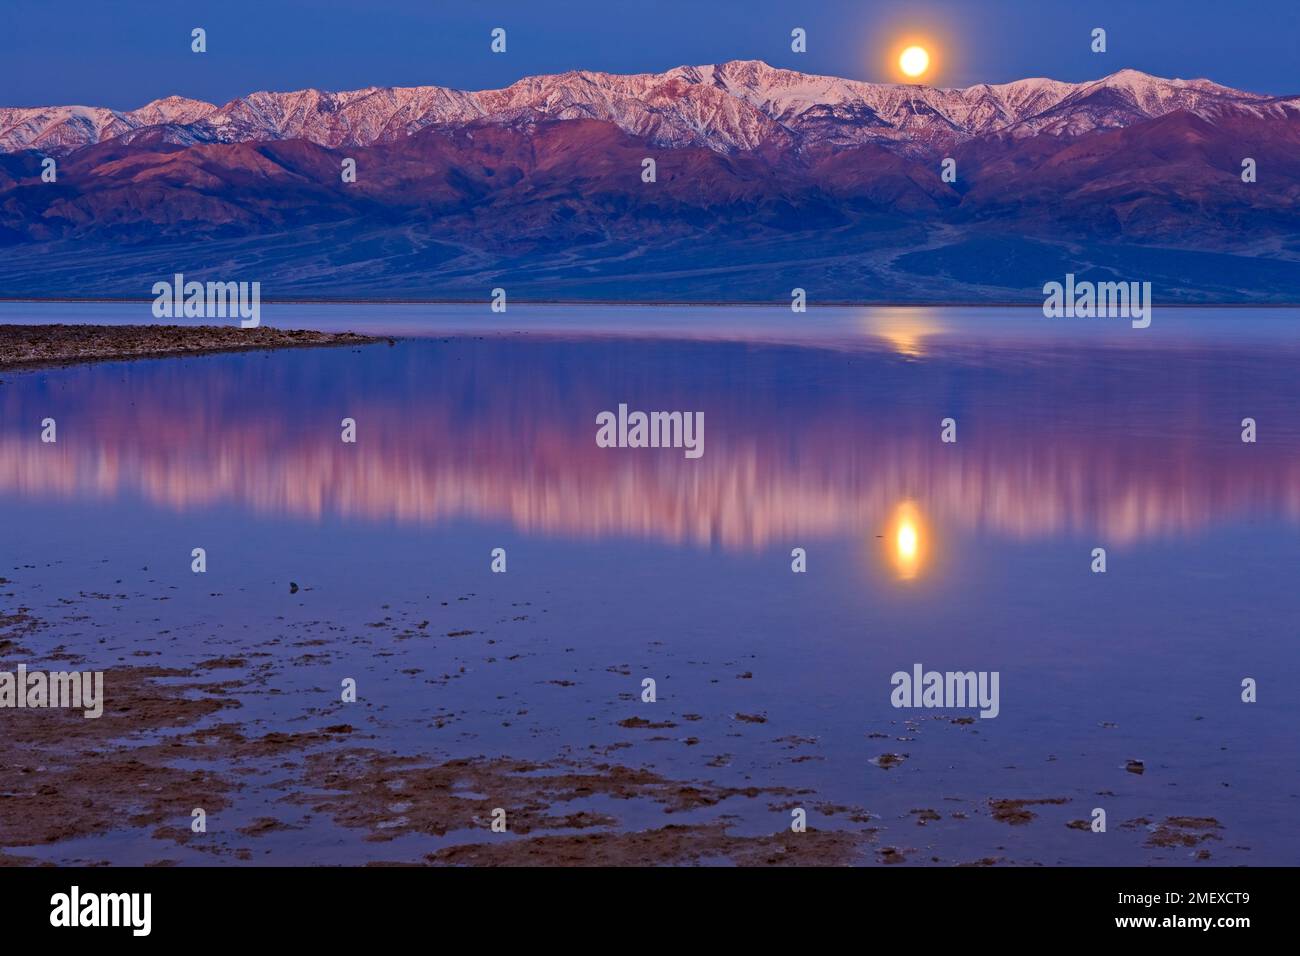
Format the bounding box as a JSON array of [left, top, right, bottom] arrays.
[[3, 402, 1298, 550]]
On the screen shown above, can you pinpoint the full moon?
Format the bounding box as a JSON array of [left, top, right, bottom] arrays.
[[899, 45, 930, 79]]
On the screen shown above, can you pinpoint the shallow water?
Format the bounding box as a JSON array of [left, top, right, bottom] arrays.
[[2, 305, 1298, 865]]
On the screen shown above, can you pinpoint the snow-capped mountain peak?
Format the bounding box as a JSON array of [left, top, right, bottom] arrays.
[[0, 60, 1289, 158], [126, 95, 219, 127]]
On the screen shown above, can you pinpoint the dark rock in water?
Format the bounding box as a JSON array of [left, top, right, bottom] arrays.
[[871, 752, 908, 770], [988, 796, 1069, 825], [289, 582, 299, 594]]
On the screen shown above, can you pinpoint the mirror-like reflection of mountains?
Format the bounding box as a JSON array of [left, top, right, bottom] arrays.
[[4, 329, 1299, 555]]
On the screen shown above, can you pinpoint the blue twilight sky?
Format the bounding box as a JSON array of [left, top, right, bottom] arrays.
[[1, 0, 1296, 109]]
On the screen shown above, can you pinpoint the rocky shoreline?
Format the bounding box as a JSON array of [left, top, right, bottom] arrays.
[[0, 324, 382, 370]]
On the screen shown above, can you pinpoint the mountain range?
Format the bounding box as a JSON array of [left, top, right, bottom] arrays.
[[2, 60, 1299, 302]]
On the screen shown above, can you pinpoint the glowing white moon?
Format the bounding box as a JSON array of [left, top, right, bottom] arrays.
[[899, 46, 930, 78]]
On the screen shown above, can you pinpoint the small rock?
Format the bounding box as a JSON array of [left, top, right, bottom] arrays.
[[871, 752, 908, 770]]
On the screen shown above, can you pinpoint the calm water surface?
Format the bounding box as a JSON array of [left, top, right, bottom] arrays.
[[2, 304, 1298, 865]]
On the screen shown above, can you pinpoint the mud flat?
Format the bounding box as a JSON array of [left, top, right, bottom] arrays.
[[0, 573, 1262, 866], [0, 576, 881, 866], [0, 324, 380, 370]]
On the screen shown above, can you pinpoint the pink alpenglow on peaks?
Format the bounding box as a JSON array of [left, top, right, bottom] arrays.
[[3, 60, 1295, 157]]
